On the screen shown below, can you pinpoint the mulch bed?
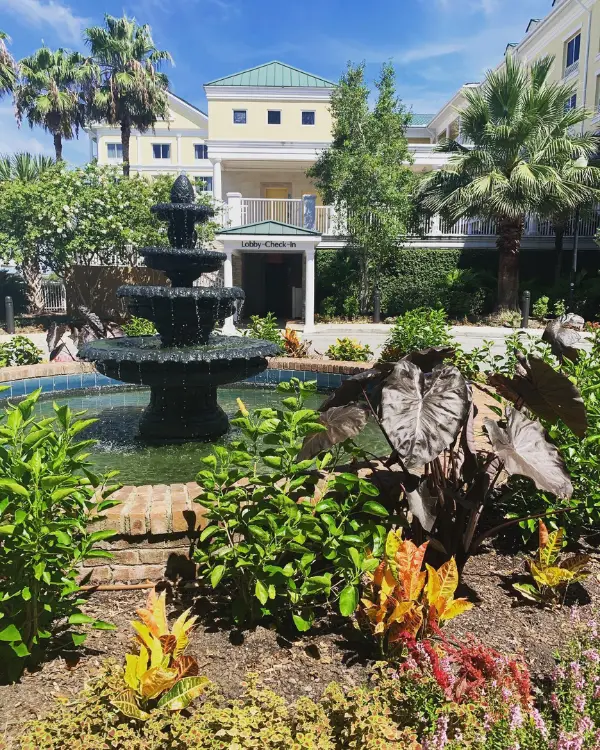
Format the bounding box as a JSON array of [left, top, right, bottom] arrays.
[[1, 545, 599, 744]]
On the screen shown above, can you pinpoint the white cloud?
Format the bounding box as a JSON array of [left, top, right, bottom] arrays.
[[397, 41, 466, 65], [2, 0, 88, 47]]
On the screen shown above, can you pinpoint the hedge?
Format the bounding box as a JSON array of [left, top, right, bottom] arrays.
[[315, 247, 600, 318]]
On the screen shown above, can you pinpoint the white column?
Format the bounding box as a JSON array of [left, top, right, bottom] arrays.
[[222, 248, 236, 334], [176, 134, 182, 167], [136, 135, 142, 165], [304, 247, 316, 334], [212, 158, 222, 202], [89, 137, 95, 162], [226, 191, 242, 227], [430, 214, 442, 236]]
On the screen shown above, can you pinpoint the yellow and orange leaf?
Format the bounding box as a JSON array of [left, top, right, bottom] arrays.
[[140, 666, 179, 699], [425, 564, 441, 607], [439, 598, 473, 622]]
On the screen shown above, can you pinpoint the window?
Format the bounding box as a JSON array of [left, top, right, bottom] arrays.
[[194, 144, 208, 159], [267, 110, 281, 125], [233, 109, 247, 124], [152, 143, 170, 159], [565, 93, 577, 111], [566, 33, 581, 71], [106, 143, 123, 159], [302, 111, 315, 126], [195, 176, 213, 193]]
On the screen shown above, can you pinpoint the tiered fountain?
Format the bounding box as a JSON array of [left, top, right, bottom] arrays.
[[80, 175, 279, 440]]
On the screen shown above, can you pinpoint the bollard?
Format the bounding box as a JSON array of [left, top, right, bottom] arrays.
[[5, 296, 14, 334], [372, 287, 381, 324], [520, 290, 530, 330]]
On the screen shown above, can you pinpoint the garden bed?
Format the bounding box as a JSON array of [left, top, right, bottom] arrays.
[[2, 545, 599, 743]]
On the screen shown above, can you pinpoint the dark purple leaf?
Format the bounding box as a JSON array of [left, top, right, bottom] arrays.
[[402, 346, 456, 372], [380, 361, 470, 469], [484, 408, 573, 499], [298, 404, 370, 460]]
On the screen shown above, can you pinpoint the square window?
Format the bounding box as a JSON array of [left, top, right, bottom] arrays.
[[233, 109, 247, 124], [107, 143, 123, 159], [152, 144, 170, 159], [195, 176, 213, 193], [194, 144, 208, 159], [267, 110, 281, 125], [302, 111, 315, 125]]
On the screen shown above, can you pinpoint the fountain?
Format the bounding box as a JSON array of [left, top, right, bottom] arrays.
[[79, 175, 279, 440]]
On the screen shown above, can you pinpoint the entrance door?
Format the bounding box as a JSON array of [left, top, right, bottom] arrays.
[[264, 186, 290, 223]]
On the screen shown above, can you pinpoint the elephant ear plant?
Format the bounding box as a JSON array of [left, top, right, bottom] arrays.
[[301, 343, 583, 570], [0, 389, 120, 680]]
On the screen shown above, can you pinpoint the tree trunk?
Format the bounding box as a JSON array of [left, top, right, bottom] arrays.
[[496, 217, 524, 311], [53, 132, 63, 161], [21, 256, 45, 315], [553, 223, 565, 285], [121, 121, 131, 177]]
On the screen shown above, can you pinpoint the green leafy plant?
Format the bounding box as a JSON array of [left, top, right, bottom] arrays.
[[0, 335, 42, 367], [0, 389, 119, 679], [513, 521, 590, 605], [246, 312, 283, 351], [342, 294, 360, 320], [325, 337, 372, 362], [113, 589, 209, 720], [380, 307, 453, 361], [554, 299, 567, 318], [193, 379, 386, 630], [122, 316, 157, 337], [532, 295, 550, 319]]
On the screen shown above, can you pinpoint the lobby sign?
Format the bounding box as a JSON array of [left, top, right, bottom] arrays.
[[240, 240, 297, 249]]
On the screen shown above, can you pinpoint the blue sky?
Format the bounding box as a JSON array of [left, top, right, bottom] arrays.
[[0, 0, 552, 163]]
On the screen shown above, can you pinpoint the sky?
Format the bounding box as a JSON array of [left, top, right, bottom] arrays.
[[0, 0, 553, 163]]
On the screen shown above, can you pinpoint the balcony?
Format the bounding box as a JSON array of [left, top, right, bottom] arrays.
[[564, 60, 579, 79], [222, 195, 600, 246]]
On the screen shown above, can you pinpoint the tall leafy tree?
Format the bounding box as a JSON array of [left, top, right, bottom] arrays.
[[418, 55, 598, 310], [15, 47, 94, 161], [85, 14, 172, 177], [308, 62, 414, 313], [0, 31, 17, 98], [0, 153, 55, 312]]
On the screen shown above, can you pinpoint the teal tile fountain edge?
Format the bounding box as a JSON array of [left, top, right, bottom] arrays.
[[0, 368, 346, 401]]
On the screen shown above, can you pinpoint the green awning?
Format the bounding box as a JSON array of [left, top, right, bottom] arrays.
[[218, 220, 320, 236], [205, 61, 335, 88]]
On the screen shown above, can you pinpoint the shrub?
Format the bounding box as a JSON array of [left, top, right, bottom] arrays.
[[122, 316, 157, 337], [342, 294, 360, 320], [282, 328, 310, 358], [246, 312, 283, 351], [325, 337, 372, 362], [380, 307, 453, 361], [532, 295, 550, 319], [0, 390, 119, 680], [193, 379, 386, 630], [0, 335, 42, 367]]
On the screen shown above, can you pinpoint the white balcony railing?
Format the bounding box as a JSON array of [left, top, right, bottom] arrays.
[[564, 60, 579, 78], [241, 198, 302, 227], [231, 196, 600, 242]]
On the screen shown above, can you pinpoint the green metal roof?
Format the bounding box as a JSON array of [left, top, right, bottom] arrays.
[[205, 61, 335, 88], [218, 220, 321, 236], [410, 114, 434, 127]]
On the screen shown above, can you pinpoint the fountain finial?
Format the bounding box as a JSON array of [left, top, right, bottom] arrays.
[[170, 174, 195, 204]]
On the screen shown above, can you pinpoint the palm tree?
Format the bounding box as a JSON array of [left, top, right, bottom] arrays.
[[15, 46, 94, 161], [85, 14, 172, 177], [418, 55, 598, 310], [0, 152, 54, 181], [0, 31, 17, 98]]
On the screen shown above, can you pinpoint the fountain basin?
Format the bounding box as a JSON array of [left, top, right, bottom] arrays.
[[140, 247, 226, 287], [117, 286, 245, 346]]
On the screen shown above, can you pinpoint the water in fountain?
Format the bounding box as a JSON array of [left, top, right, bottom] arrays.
[[79, 175, 280, 440]]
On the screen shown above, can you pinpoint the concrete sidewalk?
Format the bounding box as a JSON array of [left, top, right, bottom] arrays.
[[291, 323, 553, 358]]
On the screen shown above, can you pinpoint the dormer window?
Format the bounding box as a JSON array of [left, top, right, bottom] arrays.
[[233, 109, 247, 124]]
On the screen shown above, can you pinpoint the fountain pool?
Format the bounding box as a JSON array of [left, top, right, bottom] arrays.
[[32, 385, 388, 486]]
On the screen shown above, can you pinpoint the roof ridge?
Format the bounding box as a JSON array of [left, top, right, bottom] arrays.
[[205, 60, 336, 87], [218, 219, 321, 236]]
